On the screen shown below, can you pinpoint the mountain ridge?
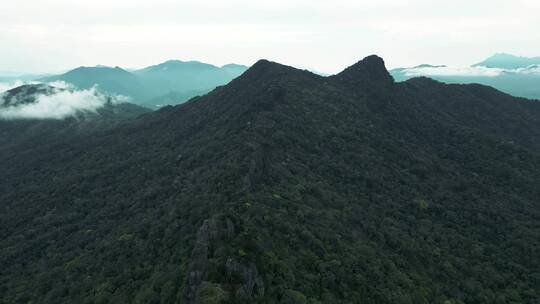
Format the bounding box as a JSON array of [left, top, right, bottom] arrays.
[[390, 53, 540, 100], [39, 60, 249, 108], [1, 55, 540, 303], [473, 53, 540, 69]]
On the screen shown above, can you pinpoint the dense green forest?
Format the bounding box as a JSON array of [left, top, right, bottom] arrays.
[[1, 56, 539, 303], [390, 54, 540, 100]]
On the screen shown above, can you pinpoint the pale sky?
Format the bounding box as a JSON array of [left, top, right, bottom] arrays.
[[1, 0, 539, 74]]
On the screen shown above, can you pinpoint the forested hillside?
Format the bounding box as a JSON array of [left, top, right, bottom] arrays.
[[1, 56, 539, 304]]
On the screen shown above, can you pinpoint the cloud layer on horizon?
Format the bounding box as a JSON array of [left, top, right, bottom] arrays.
[[1, 0, 539, 73], [399, 65, 540, 78]]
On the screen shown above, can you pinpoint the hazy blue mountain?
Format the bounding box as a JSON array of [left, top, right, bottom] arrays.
[[146, 89, 212, 107], [390, 54, 540, 99], [133, 60, 248, 103], [41, 66, 148, 99], [39, 61, 248, 108], [473, 53, 540, 69], [0, 73, 52, 83], [221, 63, 250, 76]]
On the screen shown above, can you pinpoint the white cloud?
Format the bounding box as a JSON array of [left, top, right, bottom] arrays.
[[403, 66, 503, 77], [0, 80, 71, 94], [0, 85, 129, 120], [514, 65, 540, 75], [45, 80, 73, 89], [400, 65, 540, 78], [1, 0, 539, 73]]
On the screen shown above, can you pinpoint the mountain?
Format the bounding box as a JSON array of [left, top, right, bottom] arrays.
[[145, 89, 211, 108], [39, 61, 249, 108], [221, 63, 250, 76], [390, 54, 540, 99], [133, 60, 249, 107], [0, 73, 52, 83], [1, 56, 540, 303], [0, 83, 150, 148], [0, 83, 57, 106], [473, 53, 540, 69], [40, 66, 148, 100], [1, 83, 149, 118]]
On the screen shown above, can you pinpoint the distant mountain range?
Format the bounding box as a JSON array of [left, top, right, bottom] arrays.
[[38, 60, 249, 108], [0, 83, 148, 120], [42, 66, 146, 99], [0, 73, 52, 83], [473, 53, 540, 69], [2, 55, 540, 303], [390, 54, 540, 100], [3, 54, 538, 107]]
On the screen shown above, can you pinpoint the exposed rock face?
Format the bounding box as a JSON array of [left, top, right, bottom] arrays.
[[186, 219, 212, 302], [225, 258, 265, 298], [331, 55, 394, 89], [186, 216, 263, 303]]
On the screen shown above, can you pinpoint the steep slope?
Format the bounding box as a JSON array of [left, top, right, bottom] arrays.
[[397, 77, 540, 149], [1, 56, 540, 304]]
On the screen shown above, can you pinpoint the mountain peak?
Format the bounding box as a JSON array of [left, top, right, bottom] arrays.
[[1, 84, 57, 107], [221, 63, 247, 69], [332, 55, 394, 87], [238, 59, 299, 81], [137, 60, 221, 74], [251, 59, 279, 69], [351, 55, 387, 70], [68, 66, 131, 75]]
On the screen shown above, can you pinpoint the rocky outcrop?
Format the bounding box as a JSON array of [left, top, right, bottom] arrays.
[[225, 258, 265, 298], [186, 216, 264, 303]]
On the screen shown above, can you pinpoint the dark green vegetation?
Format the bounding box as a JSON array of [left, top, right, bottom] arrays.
[[1, 84, 57, 106], [40, 61, 248, 108], [1, 56, 540, 303], [0, 84, 150, 147], [391, 53, 540, 100]]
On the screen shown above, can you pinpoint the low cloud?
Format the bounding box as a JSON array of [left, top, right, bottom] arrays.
[[513, 65, 540, 75], [45, 80, 74, 89], [0, 84, 129, 120], [401, 65, 540, 78]]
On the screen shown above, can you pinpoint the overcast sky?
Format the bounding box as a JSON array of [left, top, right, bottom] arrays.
[[1, 0, 539, 74]]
